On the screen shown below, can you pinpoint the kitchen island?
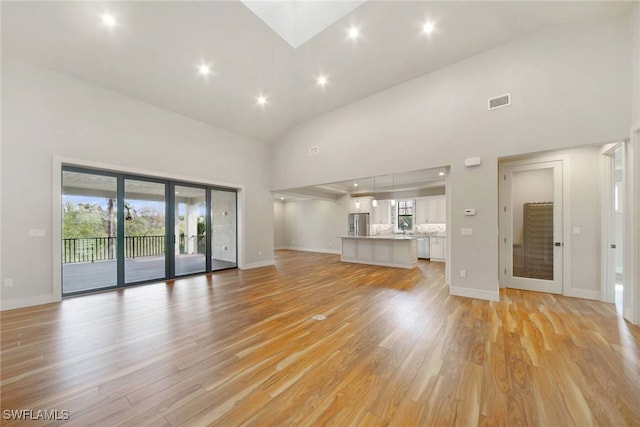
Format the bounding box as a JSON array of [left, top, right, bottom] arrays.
[[340, 236, 417, 269]]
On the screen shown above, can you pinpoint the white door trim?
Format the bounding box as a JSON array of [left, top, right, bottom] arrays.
[[599, 143, 622, 303], [499, 154, 572, 297]]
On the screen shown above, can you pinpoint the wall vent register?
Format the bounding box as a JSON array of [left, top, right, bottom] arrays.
[[488, 93, 510, 110]]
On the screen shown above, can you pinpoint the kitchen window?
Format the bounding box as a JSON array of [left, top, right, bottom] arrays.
[[396, 200, 414, 232]]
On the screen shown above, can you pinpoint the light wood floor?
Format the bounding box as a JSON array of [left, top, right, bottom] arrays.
[[2, 250, 639, 426]]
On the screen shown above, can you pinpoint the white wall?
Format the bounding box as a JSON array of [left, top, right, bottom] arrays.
[[632, 5, 640, 126], [1, 59, 274, 310], [271, 17, 631, 301], [273, 200, 286, 249], [630, 4, 640, 324], [567, 146, 603, 293], [278, 196, 348, 254]]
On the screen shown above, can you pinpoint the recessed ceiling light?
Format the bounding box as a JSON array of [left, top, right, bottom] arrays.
[[280, 197, 284, 200], [256, 95, 268, 107], [347, 26, 360, 40], [354, 183, 358, 187], [422, 21, 436, 35], [439, 172, 445, 176], [101, 13, 117, 28], [316, 75, 328, 87], [197, 63, 211, 77]]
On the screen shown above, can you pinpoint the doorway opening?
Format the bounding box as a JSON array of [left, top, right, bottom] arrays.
[[601, 143, 625, 314]]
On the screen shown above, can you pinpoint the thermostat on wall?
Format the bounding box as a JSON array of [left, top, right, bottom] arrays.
[[464, 157, 482, 167], [464, 208, 476, 216]]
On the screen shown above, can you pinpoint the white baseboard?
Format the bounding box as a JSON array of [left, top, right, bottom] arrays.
[[449, 285, 500, 302], [1, 294, 59, 311], [563, 288, 600, 301], [241, 260, 275, 270], [278, 247, 340, 255]]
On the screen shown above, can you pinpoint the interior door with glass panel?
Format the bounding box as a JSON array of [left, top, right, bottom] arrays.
[[500, 160, 563, 293], [174, 185, 207, 276], [124, 178, 167, 284]]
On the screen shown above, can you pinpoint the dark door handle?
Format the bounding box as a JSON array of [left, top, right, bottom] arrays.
[[554, 242, 562, 247]]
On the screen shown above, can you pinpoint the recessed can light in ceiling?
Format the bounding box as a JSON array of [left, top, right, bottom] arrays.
[[101, 13, 117, 28], [197, 63, 211, 77], [256, 95, 268, 107], [422, 21, 435, 35], [347, 26, 360, 40], [316, 75, 328, 87]]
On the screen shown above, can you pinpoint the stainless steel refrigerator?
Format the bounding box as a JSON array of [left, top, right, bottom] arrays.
[[348, 213, 370, 236]]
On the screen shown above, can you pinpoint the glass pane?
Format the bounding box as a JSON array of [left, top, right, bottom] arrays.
[[124, 179, 166, 283], [211, 190, 237, 270], [175, 185, 206, 276], [512, 168, 554, 280], [62, 171, 117, 294]]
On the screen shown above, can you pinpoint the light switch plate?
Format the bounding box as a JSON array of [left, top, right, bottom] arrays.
[[461, 228, 473, 236], [572, 227, 581, 235]]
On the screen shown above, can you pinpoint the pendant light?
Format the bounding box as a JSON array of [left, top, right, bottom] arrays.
[[355, 181, 360, 210], [390, 175, 396, 207], [372, 176, 378, 207]]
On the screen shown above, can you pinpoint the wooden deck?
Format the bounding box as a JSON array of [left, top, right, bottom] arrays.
[[62, 255, 237, 293], [2, 250, 639, 426]]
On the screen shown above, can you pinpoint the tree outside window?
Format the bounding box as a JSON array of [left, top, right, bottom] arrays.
[[397, 200, 414, 232]]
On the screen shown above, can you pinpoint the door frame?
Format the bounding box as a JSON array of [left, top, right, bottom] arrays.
[[53, 156, 244, 301], [498, 153, 572, 296], [599, 142, 623, 304]]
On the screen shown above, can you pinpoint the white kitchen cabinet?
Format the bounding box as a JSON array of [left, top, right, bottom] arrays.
[[415, 196, 446, 224], [430, 236, 446, 261], [341, 237, 417, 269], [371, 200, 391, 224], [431, 196, 446, 224], [415, 197, 429, 224], [349, 196, 373, 214]]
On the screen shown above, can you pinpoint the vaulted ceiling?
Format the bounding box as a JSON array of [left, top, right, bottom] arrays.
[[2, 1, 634, 143]]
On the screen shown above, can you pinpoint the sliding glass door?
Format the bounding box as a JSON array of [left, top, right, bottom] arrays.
[[211, 189, 237, 270], [61, 166, 237, 296], [174, 185, 207, 276], [124, 178, 167, 284], [62, 170, 118, 294]]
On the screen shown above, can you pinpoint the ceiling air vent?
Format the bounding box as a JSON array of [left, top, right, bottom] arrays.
[[488, 94, 510, 110], [309, 146, 319, 156]]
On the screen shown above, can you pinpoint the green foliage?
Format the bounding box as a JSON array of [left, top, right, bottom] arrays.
[[63, 199, 165, 238], [124, 206, 165, 236], [62, 200, 113, 238]]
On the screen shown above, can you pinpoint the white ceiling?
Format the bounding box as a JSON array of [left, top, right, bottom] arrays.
[[2, 1, 634, 143]]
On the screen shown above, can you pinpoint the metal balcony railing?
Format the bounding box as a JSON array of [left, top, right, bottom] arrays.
[[62, 235, 204, 264]]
